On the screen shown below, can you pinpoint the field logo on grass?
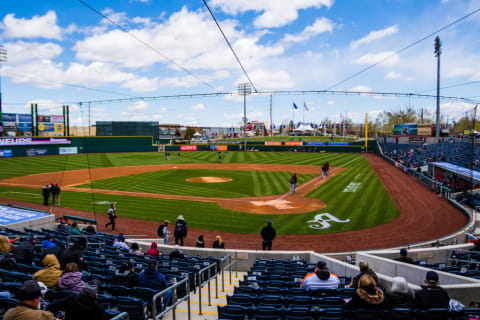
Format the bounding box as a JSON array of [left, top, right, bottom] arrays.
[[343, 182, 361, 192], [308, 213, 350, 230]]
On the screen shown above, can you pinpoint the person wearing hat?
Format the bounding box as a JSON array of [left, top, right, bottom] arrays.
[[173, 215, 188, 246], [393, 248, 415, 264], [301, 261, 340, 290], [157, 220, 170, 245], [41, 235, 56, 251], [48, 285, 105, 320], [414, 271, 450, 309], [61, 237, 86, 270], [138, 260, 172, 308], [260, 221, 276, 251], [112, 262, 138, 288], [3, 280, 55, 320], [105, 203, 117, 231], [33, 254, 62, 289]]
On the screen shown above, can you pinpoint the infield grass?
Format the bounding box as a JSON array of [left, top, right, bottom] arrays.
[[0, 151, 399, 235]]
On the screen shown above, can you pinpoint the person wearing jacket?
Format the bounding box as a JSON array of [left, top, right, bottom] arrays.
[[212, 235, 225, 249], [173, 215, 188, 246], [261, 221, 276, 250], [196, 235, 205, 248], [345, 274, 386, 310], [138, 261, 172, 307], [58, 262, 85, 292], [348, 262, 379, 289], [301, 260, 340, 290], [4, 280, 55, 320], [146, 242, 160, 257], [384, 276, 414, 309], [61, 237, 86, 270], [414, 271, 450, 309], [112, 262, 138, 288], [12, 238, 36, 265], [41, 236, 56, 251], [33, 254, 62, 289], [48, 286, 105, 320]]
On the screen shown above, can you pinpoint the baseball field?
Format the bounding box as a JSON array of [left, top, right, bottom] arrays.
[[0, 151, 399, 236]]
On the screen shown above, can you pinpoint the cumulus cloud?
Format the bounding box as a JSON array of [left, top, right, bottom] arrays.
[[3, 41, 62, 64], [191, 103, 205, 111], [350, 25, 398, 49], [2, 11, 62, 40], [349, 85, 372, 92], [283, 17, 334, 42], [352, 51, 399, 66], [384, 71, 414, 81], [447, 68, 474, 78], [209, 0, 333, 28]]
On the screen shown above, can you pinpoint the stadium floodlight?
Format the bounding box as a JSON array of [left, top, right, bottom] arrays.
[[0, 45, 7, 136], [238, 83, 252, 152], [434, 36, 442, 139]]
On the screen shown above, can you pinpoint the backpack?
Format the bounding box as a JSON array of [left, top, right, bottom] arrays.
[[157, 224, 166, 237]]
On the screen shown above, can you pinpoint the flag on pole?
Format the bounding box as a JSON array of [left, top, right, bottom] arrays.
[[293, 102, 298, 109], [304, 102, 309, 111]]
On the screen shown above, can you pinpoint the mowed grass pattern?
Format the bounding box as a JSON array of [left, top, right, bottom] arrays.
[[0, 152, 399, 235], [77, 169, 317, 198]]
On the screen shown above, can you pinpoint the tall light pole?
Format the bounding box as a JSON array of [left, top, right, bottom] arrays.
[[434, 36, 442, 139], [238, 83, 251, 151], [0, 45, 7, 136]]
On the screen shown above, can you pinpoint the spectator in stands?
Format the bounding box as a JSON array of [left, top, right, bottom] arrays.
[[301, 261, 340, 290], [33, 254, 62, 289], [138, 261, 172, 307], [129, 242, 143, 255], [261, 221, 276, 251], [42, 241, 65, 263], [41, 235, 56, 251], [393, 248, 415, 264], [58, 262, 85, 292], [196, 235, 205, 248], [68, 222, 82, 235], [345, 274, 386, 310], [61, 237, 86, 270], [384, 276, 414, 309], [0, 235, 13, 253], [157, 220, 170, 245], [348, 261, 378, 289], [57, 220, 69, 233], [173, 215, 188, 246], [213, 235, 225, 249], [169, 245, 186, 259], [146, 242, 160, 257], [112, 262, 138, 288], [49, 285, 105, 320], [12, 237, 36, 265], [414, 271, 450, 309], [4, 280, 55, 320], [112, 234, 129, 250]]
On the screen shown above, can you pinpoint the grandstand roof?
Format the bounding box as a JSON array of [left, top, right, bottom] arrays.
[[432, 162, 480, 183]]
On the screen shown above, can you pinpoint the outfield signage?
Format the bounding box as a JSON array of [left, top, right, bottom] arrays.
[[209, 145, 228, 151], [0, 205, 50, 226], [265, 142, 282, 146], [180, 145, 198, 151], [0, 138, 71, 146], [329, 142, 349, 146], [59, 147, 78, 155], [305, 142, 325, 146], [26, 148, 48, 156], [285, 141, 302, 146], [0, 150, 12, 157]]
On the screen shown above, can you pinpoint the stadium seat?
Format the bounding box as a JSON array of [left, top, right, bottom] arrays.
[[316, 297, 345, 308], [284, 306, 315, 320], [226, 294, 257, 308], [317, 307, 345, 320], [418, 308, 451, 320], [253, 305, 283, 320], [116, 296, 148, 320], [384, 308, 416, 320], [258, 295, 285, 308], [217, 305, 249, 320]]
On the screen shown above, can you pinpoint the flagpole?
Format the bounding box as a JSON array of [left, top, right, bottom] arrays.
[[303, 105, 305, 122]]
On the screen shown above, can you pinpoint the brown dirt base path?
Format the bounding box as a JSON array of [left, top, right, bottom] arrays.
[[0, 164, 345, 214], [0, 154, 469, 252]]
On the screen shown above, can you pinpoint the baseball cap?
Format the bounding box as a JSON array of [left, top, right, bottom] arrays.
[[426, 271, 439, 284], [267, 221, 272, 225], [316, 261, 328, 270], [17, 280, 41, 301], [400, 248, 408, 257]]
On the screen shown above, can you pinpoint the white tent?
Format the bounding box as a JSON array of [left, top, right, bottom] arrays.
[[294, 124, 314, 132]]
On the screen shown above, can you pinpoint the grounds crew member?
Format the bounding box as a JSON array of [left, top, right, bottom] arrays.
[[105, 203, 117, 231], [261, 221, 276, 250]]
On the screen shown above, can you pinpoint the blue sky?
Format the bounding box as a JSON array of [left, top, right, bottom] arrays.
[[0, 0, 479, 128]]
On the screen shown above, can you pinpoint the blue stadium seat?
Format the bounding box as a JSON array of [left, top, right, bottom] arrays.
[[418, 308, 451, 320], [284, 306, 315, 320], [116, 296, 148, 320], [217, 305, 249, 320], [226, 294, 257, 308], [384, 308, 415, 320], [317, 307, 345, 320], [253, 305, 283, 320]]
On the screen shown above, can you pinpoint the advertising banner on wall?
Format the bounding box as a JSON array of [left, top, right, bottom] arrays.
[[18, 114, 33, 123], [0, 150, 12, 157], [285, 141, 302, 146], [54, 123, 64, 133], [180, 145, 198, 151], [37, 115, 51, 123], [2, 113, 17, 122], [38, 123, 55, 132], [417, 124, 432, 136], [51, 115, 64, 123], [329, 142, 349, 146], [393, 124, 418, 135], [26, 148, 48, 156], [265, 141, 282, 146], [305, 142, 325, 146], [59, 147, 78, 155], [0, 205, 50, 225], [0, 138, 71, 146]]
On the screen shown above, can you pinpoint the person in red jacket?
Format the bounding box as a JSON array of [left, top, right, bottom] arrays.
[[146, 242, 160, 257]]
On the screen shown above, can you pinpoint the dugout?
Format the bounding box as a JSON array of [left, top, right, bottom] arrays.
[[431, 161, 480, 190]]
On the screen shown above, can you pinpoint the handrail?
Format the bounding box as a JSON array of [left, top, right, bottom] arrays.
[[109, 311, 129, 320], [220, 254, 238, 292], [67, 234, 106, 248], [197, 262, 218, 315], [152, 276, 190, 320]]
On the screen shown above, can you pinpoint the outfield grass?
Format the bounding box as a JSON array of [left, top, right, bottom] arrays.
[[77, 169, 317, 198], [0, 152, 399, 235]]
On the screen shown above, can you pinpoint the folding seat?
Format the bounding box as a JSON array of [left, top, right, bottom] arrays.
[[453, 307, 480, 320], [116, 296, 148, 320], [349, 308, 383, 320], [253, 305, 283, 320], [234, 286, 260, 296], [287, 296, 312, 308], [97, 294, 117, 309], [383, 308, 415, 320], [258, 295, 285, 309], [310, 289, 338, 298], [418, 308, 451, 320], [226, 294, 257, 308], [217, 305, 249, 320], [285, 287, 308, 298], [317, 307, 345, 320], [284, 306, 315, 320], [108, 284, 132, 297], [104, 309, 122, 320], [262, 287, 284, 297], [316, 297, 346, 309], [337, 287, 356, 299]]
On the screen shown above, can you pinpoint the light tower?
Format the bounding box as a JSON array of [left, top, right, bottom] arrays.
[[238, 83, 251, 151], [0, 45, 7, 136], [434, 36, 442, 138]]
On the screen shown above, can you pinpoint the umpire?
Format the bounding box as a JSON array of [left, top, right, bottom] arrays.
[[261, 220, 276, 251]]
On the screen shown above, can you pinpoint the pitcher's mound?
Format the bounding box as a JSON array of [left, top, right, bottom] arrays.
[[186, 177, 232, 183]]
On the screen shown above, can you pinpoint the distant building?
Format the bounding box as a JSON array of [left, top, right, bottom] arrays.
[[96, 121, 159, 140], [70, 126, 96, 136]]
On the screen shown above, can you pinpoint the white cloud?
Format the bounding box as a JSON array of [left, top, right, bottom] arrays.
[[327, 100, 335, 105], [127, 101, 149, 112], [3, 41, 62, 64], [191, 103, 205, 111], [447, 68, 474, 78], [384, 72, 402, 79], [236, 69, 295, 89], [350, 25, 398, 49], [352, 51, 399, 66], [2, 11, 62, 40], [283, 17, 334, 43], [209, 0, 333, 28], [349, 85, 372, 92]]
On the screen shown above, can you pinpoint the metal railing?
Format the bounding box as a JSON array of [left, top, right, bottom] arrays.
[[197, 262, 219, 315], [220, 254, 238, 293], [152, 277, 190, 320], [110, 312, 129, 320]]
